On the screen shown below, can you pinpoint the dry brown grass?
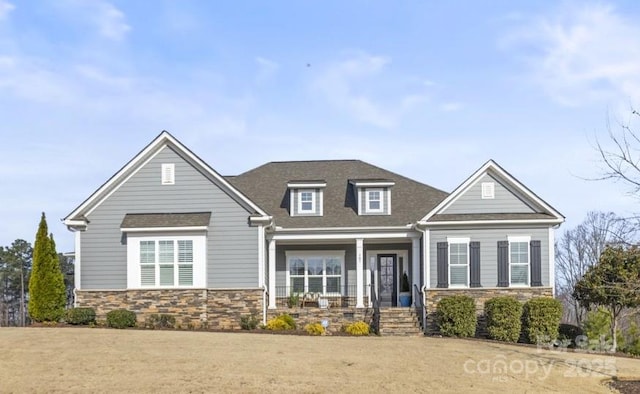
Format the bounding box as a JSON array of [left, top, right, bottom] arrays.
[[0, 327, 639, 393]]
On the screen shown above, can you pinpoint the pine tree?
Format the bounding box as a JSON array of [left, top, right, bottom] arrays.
[[28, 213, 66, 322]]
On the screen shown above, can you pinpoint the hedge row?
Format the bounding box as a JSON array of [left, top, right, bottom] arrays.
[[436, 296, 562, 344]]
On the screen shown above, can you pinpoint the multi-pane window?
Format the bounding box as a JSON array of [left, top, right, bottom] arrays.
[[287, 254, 343, 295], [366, 189, 383, 212], [448, 240, 469, 287], [299, 190, 315, 213], [510, 240, 529, 285], [139, 239, 193, 287]]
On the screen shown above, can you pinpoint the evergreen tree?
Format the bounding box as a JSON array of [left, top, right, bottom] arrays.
[[28, 213, 66, 322]]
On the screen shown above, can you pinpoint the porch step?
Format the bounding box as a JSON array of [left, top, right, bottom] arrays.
[[377, 308, 423, 336]]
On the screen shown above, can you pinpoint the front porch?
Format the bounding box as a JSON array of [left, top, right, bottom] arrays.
[[266, 230, 423, 311]]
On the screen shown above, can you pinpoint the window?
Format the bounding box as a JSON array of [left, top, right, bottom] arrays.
[[127, 235, 205, 288], [481, 182, 494, 199], [448, 238, 469, 287], [161, 163, 175, 185], [286, 252, 344, 295], [508, 236, 530, 286], [366, 188, 383, 213], [298, 189, 315, 213]]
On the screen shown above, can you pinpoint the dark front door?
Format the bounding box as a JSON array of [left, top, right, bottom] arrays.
[[378, 254, 397, 307]]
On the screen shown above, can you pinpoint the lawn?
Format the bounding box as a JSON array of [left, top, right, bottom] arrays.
[[0, 328, 638, 393]]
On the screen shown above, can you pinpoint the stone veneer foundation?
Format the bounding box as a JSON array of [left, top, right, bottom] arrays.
[[424, 287, 553, 334], [267, 307, 372, 334], [76, 289, 263, 329]]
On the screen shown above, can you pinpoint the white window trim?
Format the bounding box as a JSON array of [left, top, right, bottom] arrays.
[[447, 237, 470, 288], [285, 251, 345, 296], [481, 182, 495, 199], [161, 163, 175, 185], [508, 235, 530, 287], [127, 234, 206, 289], [298, 189, 316, 214], [365, 188, 384, 213]]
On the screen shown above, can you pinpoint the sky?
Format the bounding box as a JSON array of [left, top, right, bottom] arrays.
[[1, 0, 640, 254]]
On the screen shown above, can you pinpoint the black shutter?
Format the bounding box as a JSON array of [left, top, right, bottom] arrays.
[[497, 241, 509, 287], [470, 242, 481, 288], [437, 242, 448, 288], [530, 240, 542, 286]]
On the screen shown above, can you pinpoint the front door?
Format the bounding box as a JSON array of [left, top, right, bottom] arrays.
[[378, 254, 397, 307]]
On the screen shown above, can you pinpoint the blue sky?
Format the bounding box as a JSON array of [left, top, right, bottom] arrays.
[[1, 0, 640, 253]]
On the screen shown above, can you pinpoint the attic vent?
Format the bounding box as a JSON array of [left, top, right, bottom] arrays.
[[161, 163, 175, 185], [481, 182, 494, 199]]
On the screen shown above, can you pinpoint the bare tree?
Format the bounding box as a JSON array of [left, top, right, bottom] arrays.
[[555, 211, 636, 325], [596, 109, 640, 194]]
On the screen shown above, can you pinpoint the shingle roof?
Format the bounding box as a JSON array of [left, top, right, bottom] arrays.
[[227, 160, 449, 228], [120, 212, 212, 228], [428, 213, 557, 222]]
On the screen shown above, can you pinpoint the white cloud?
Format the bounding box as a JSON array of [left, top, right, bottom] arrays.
[[0, 0, 14, 20], [94, 0, 131, 40], [503, 3, 640, 107], [311, 52, 430, 129], [255, 56, 279, 82]]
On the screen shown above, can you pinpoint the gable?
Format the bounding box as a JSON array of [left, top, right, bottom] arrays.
[[420, 160, 564, 224], [64, 131, 267, 226], [441, 174, 535, 215]]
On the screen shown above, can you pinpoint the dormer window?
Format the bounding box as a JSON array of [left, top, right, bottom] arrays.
[[366, 189, 383, 212], [299, 190, 316, 213], [287, 181, 326, 217], [349, 179, 395, 215]]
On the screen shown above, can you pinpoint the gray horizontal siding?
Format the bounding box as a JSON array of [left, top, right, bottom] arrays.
[[443, 174, 535, 214], [82, 146, 258, 289], [429, 226, 550, 288]]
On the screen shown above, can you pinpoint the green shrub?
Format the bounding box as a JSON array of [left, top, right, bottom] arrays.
[[240, 314, 259, 330], [304, 322, 325, 336], [484, 296, 523, 342], [436, 295, 477, 337], [582, 307, 622, 352], [265, 314, 296, 331], [621, 322, 640, 356], [144, 314, 176, 329], [344, 321, 370, 336], [558, 323, 584, 348], [287, 293, 300, 308], [106, 309, 137, 329], [522, 297, 562, 344], [65, 307, 96, 325]]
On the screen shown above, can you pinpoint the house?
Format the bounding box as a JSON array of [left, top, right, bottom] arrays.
[[63, 131, 564, 333]]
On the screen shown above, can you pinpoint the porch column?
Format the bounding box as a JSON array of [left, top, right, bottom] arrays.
[[411, 236, 420, 306], [268, 239, 277, 309], [356, 238, 364, 308]]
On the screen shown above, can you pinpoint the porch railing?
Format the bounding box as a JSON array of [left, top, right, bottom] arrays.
[[413, 284, 425, 334], [370, 283, 380, 335], [274, 285, 370, 308]]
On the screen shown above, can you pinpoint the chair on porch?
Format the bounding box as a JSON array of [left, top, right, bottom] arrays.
[[301, 292, 320, 308]]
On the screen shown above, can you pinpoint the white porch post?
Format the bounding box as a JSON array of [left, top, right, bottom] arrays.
[[411, 236, 420, 306], [268, 239, 277, 309], [356, 238, 364, 308]]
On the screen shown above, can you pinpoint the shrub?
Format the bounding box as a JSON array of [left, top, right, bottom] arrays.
[[106, 309, 137, 329], [65, 307, 96, 325], [582, 307, 622, 352], [144, 314, 176, 329], [344, 321, 370, 336], [28, 213, 66, 322], [304, 322, 325, 336], [265, 314, 296, 331], [240, 314, 259, 330], [558, 323, 584, 348], [484, 296, 522, 342], [436, 295, 477, 337], [621, 322, 640, 356], [287, 293, 300, 308], [521, 297, 562, 344]]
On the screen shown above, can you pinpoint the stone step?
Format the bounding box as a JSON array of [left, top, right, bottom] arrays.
[[377, 308, 424, 336]]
